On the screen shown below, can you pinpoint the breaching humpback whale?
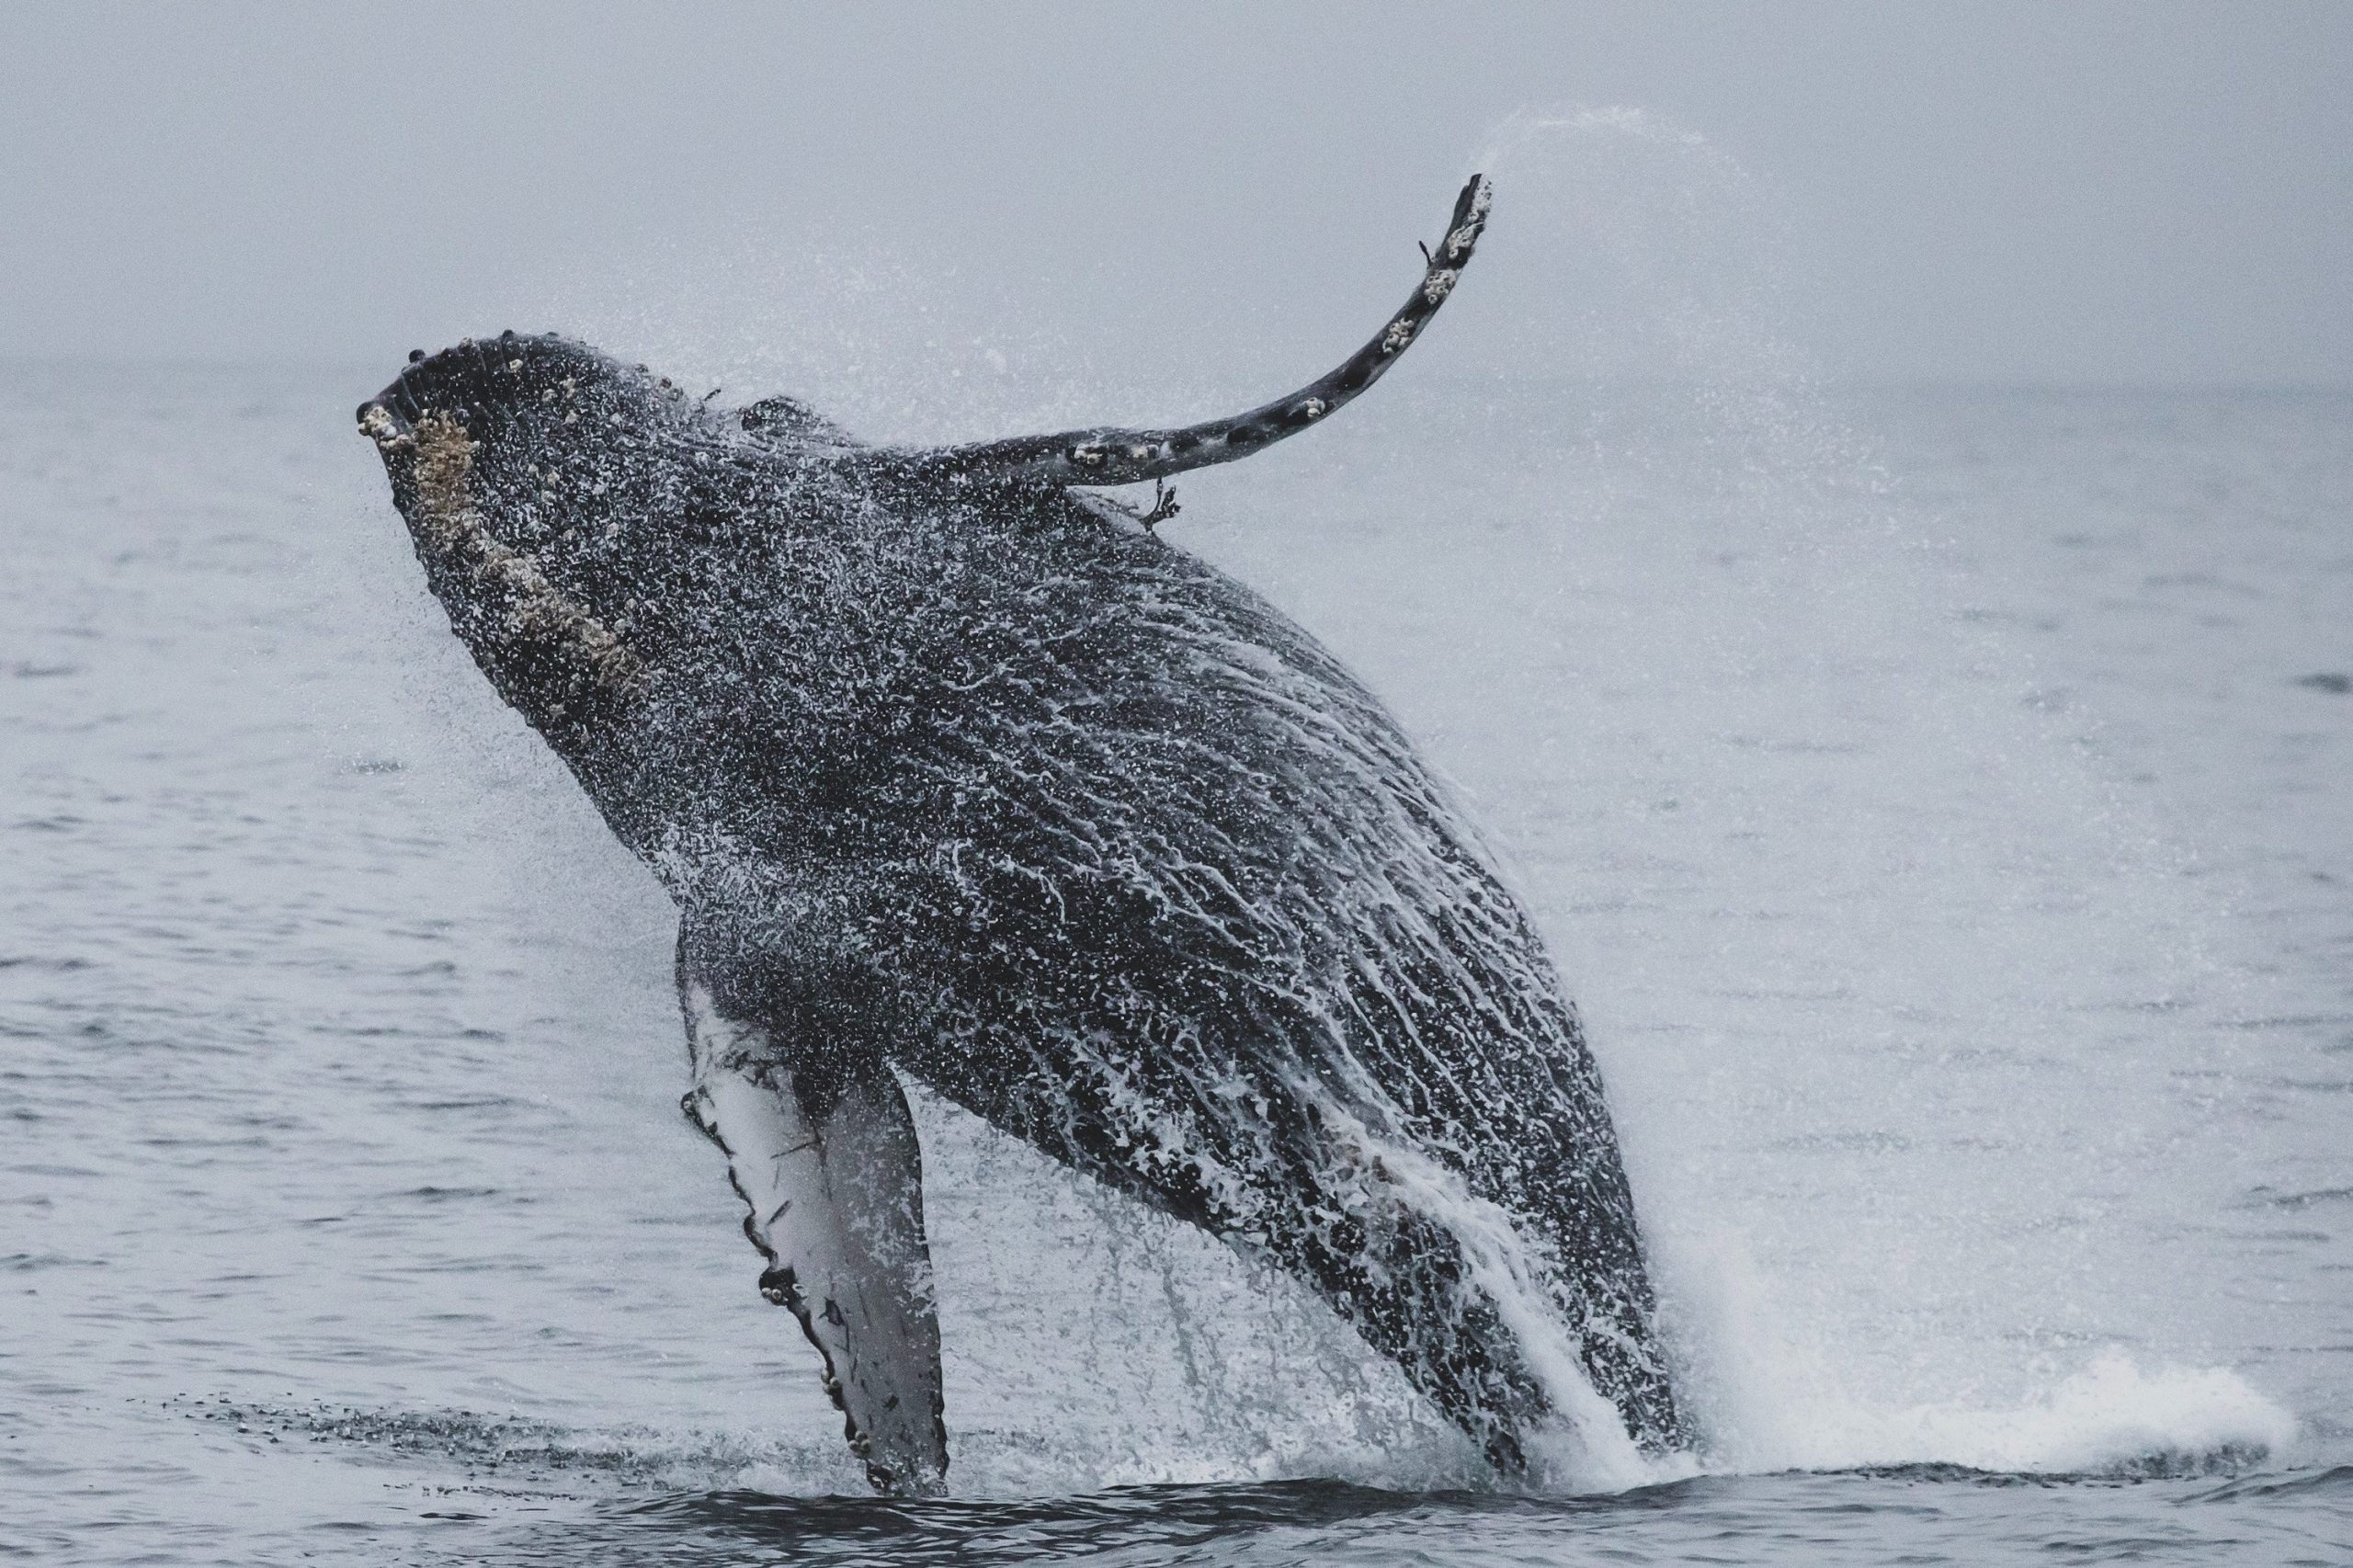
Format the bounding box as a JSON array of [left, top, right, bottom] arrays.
[[358, 176, 1682, 1493]]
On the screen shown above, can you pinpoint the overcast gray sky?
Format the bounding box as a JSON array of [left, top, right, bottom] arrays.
[[2, 2, 2346, 387]]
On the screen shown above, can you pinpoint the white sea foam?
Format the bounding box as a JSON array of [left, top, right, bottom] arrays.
[[1660, 1227, 2298, 1479]]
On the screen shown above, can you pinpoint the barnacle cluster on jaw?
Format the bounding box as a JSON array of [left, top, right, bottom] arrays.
[[1381, 318, 1419, 355], [358, 403, 413, 452], [1296, 397, 1328, 420], [1421, 268, 1460, 305], [1445, 223, 1479, 262], [409, 412, 484, 543]]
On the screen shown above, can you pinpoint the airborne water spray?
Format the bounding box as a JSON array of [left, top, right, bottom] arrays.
[[1361, 107, 2302, 1477]]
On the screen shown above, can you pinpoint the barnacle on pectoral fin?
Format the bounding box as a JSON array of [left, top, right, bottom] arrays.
[[405, 413, 649, 701]]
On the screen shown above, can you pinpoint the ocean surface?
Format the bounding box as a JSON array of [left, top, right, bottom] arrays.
[[3, 365, 2347, 1565]]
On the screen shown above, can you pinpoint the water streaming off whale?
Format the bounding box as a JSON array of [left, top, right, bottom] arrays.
[[3, 119, 2346, 1563]]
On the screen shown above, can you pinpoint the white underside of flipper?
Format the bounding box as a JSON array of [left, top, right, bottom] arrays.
[[680, 983, 949, 1495]]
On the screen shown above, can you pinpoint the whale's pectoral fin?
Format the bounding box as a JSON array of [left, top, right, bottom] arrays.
[[837, 174, 1493, 494], [676, 959, 947, 1497]]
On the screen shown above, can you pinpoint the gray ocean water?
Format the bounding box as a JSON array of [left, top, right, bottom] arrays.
[[3, 364, 2347, 1564]]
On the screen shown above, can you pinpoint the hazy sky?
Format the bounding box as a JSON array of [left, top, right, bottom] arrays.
[[2, 2, 2346, 386]]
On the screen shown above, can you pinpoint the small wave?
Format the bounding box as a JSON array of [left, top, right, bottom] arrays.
[[2237, 1185, 2353, 1211], [164, 1397, 850, 1492], [397, 1184, 507, 1203], [2191, 1462, 2353, 1503], [1, 1250, 100, 1273], [611, 1479, 1427, 1563], [0, 953, 90, 971]]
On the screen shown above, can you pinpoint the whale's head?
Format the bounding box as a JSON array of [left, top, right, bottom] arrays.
[[352, 334, 741, 754], [356, 332, 715, 562]]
